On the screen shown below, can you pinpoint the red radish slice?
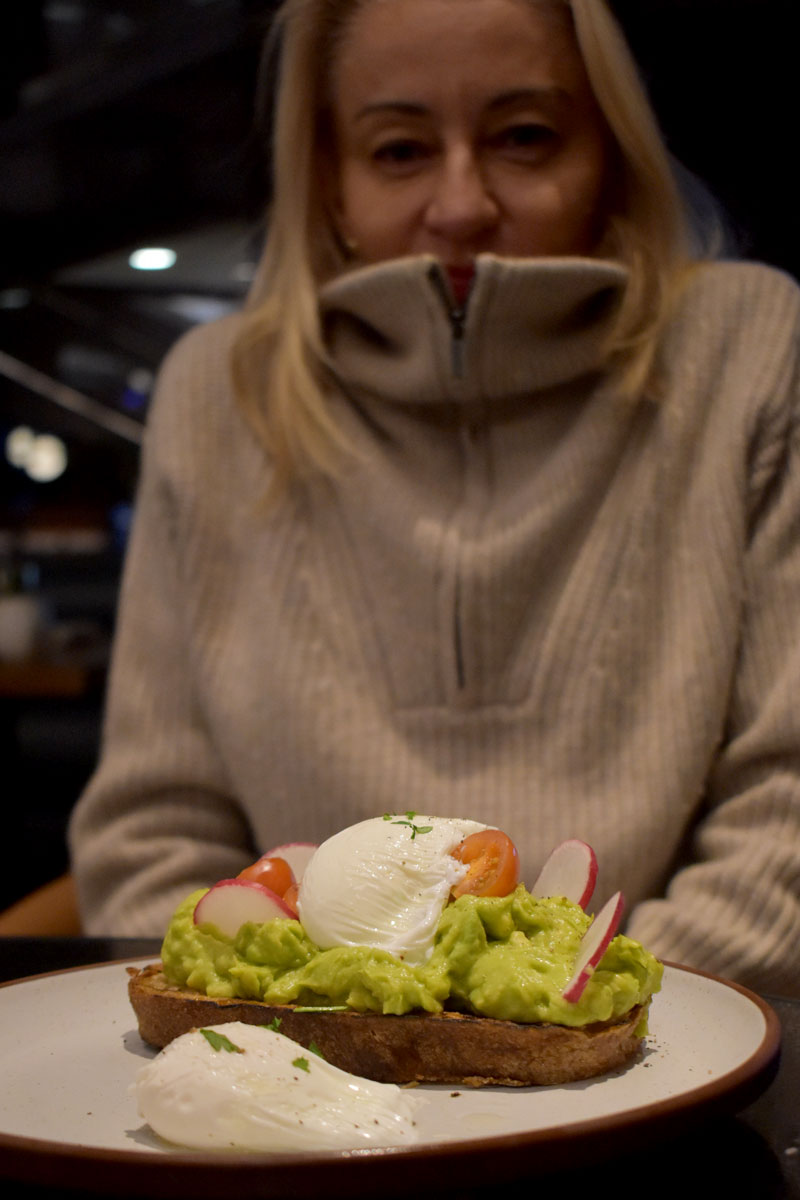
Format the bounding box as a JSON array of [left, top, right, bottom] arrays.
[[529, 839, 598, 909], [261, 842, 317, 883], [194, 878, 295, 937], [562, 891, 625, 1003]]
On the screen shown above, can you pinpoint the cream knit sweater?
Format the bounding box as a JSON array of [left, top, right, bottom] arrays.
[[69, 255, 800, 996]]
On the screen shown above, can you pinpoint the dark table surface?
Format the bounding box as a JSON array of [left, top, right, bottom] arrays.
[[0, 938, 798, 1200]]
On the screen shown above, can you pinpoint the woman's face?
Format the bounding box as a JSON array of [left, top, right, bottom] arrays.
[[325, 0, 612, 269]]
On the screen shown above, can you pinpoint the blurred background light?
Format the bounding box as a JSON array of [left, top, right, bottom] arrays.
[[128, 247, 177, 271], [26, 433, 68, 482], [5, 425, 36, 468], [5, 425, 68, 482]]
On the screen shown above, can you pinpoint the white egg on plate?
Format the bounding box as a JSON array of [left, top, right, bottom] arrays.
[[135, 1022, 422, 1152], [297, 814, 488, 964]]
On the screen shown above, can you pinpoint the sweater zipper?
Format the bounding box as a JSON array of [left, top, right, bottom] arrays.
[[429, 264, 471, 694], [428, 264, 467, 379]]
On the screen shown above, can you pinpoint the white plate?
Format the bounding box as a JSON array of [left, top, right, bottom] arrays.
[[0, 959, 780, 1197]]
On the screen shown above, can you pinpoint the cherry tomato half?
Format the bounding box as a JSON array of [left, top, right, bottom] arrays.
[[237, 855, 295, 897], [451, 830, 520, 899], [282, 882, 300, 917]]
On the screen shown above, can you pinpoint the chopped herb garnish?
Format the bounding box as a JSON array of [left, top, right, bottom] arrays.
[[200, 1029, 244, 1053], [392, 819, 433, 839], [383, 811, 432, 838], [381, 811, 431, 840], [292, 1056, 310, 1072], [263, 1016, 282, 1031], [308, 1041, 325, 1059]]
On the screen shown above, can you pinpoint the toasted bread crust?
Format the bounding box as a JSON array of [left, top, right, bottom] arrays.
[[128, 963, 646, 1086]]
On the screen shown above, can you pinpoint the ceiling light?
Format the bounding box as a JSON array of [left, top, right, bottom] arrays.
[[128, 247, 178, 271]]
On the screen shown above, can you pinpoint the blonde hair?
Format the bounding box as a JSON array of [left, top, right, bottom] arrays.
[[232, 0, 700, 491]]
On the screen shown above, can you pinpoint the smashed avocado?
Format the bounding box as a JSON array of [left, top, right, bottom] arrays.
[[161, 885, 662, 1027]]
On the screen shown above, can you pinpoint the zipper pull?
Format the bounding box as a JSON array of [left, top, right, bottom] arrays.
[[428, 264, 471, 379], [450, 305, 466, 378]]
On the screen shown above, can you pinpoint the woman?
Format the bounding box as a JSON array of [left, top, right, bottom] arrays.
[[69, 0, 800, 995]]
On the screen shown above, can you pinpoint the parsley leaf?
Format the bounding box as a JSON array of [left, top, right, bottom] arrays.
[[200, 1029, 244, 1053], [292, 1056, 310, 1072]]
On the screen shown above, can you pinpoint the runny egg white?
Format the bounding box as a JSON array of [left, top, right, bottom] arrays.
[[135, 1022, 422, 1152], [297, 814, 488, 965]]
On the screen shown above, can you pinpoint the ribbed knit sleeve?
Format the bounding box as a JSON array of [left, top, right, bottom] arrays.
[[68, 322, 257, 935], [626, 267, 800, 995]]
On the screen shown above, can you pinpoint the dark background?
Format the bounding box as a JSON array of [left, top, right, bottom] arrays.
[[0, 0, 797, 914]]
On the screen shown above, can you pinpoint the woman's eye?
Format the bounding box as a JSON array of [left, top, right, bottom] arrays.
[[493, 123, 557, 155], [372, 140, 430, 170]]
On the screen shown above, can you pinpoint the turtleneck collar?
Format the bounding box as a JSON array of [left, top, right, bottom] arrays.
[[319, 254, 629, 406]]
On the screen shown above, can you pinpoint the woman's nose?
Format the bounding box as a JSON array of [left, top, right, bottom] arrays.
[[424, 147, 499, 243]]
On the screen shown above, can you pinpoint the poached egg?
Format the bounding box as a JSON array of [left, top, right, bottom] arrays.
[[297, 814, 487, 964], [135, 1022, 422, 1152]]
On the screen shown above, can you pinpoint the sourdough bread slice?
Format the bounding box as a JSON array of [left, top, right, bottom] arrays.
[[128, 962, 646, 1087]]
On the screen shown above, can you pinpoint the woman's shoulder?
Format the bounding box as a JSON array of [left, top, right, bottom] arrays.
[[663, 259, 800, 377], [145, 313, 247, 432], [141, 311, 264, 482], [156, 312, 247, 396], [677, 259, 800, 324], [662, 261, 800, 451]]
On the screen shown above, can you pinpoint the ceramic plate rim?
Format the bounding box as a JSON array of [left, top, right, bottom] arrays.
[[0, 957, 782, 1196]]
